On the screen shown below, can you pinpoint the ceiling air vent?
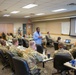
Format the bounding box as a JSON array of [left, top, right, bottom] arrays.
[[67, 3, 76, 6]]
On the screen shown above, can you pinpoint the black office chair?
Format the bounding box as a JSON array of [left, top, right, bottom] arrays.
[[53, 53, 72, 75], [0, 50, 6, 65], [0, 50, 9, 70], [71, 49, 76, 59], [22, 39, 29, 48], [12, 57, 40, 75], [18, 38, 23, 46], [6, 51, 15, 72], [36, 44, 43, 54], [53, 42, 59, 50]]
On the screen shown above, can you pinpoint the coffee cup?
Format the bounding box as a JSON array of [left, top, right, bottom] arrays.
[[47, 54, 50, 58]]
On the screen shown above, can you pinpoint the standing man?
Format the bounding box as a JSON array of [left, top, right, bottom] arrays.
[[33, 27, 42, 45]]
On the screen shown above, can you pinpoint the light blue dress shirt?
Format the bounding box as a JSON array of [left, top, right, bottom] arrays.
[[33, 31, 42, 45]]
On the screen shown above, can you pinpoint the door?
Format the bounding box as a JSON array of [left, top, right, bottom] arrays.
[[23, 24, 26, 35]]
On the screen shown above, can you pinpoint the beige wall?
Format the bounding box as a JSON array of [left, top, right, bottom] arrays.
[[33, 19, 70, 34], [32, 18, 76, 43], [0, 17, 27, 34], [0, 23, 14, 34]]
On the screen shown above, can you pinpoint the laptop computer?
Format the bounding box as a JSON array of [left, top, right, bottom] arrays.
[[65, 39, 71, 43]]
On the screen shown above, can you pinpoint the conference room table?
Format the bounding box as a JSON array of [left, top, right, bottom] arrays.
[[64, 61, 76, 75], [64, 43, 73, 50], [41, 57, 53, 68]]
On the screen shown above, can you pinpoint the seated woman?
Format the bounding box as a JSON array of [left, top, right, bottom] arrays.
[[56, 37, 62, 43]]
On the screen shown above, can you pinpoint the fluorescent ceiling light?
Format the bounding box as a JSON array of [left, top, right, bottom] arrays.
[[36, 13, 45, 16], [52, 9, 67, 12], [11, 11, 20, 14], [3, 14, 10, 17], [22, 4, 38, 9], [24, 16, 30, 18]]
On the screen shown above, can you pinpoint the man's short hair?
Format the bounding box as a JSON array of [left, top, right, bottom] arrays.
[[12, 38, 18, 45], [58, 42, 64, 48], [36, 27, 39, 30]]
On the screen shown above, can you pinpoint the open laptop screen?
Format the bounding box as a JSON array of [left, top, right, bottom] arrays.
[[65, 39, 71, 43]]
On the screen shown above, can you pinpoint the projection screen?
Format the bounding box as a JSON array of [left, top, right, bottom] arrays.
[[70, 18, 76, 36]]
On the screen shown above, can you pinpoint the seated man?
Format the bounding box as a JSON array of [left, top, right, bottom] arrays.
[[29, 41, 37, 50], [69, 47, 76, 59], [54, 42, 73, 59], [53, 43, 73, 75], [0, 39, 9, 52], [46, 32, 53, 46], [9, 38, 26, 55], [17, 42, 47, 74]]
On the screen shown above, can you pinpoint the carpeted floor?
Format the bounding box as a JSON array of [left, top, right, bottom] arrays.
[[0, 47, 74, 75], [0, 63, 12, 75]]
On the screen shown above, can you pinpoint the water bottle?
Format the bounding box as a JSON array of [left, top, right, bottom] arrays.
[[43, 49, 45, 55], [70, 60, 75, 67]]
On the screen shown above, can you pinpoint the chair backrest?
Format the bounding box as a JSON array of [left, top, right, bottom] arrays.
[[36, 45, 43, 54], [71, 49, 76, 59], [6, 51, 14, 71], [12, 57, 30, 75], [18, 38, 23, 46], [53, 53, 72, 71], [22, 39, 29, 48], [0, 50, 7, 65], [54, 42, 59, 50]]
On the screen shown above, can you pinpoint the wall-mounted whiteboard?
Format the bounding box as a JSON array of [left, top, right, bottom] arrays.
[[61, 22, 70, 35]]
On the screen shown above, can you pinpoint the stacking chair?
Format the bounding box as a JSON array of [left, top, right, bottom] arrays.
[[12, 57, 40, 75], [52, 53, 72, 75]]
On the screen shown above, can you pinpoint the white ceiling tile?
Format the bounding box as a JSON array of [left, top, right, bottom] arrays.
[[0, 0, 76, 18]]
